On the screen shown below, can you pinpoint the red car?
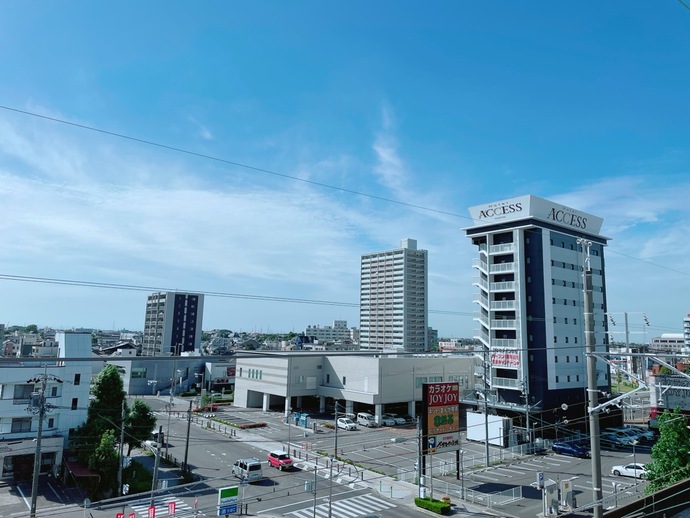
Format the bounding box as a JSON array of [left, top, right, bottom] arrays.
[[268, 451, 293, 470]]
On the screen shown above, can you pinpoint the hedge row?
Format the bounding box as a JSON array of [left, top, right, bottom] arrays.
[[414, 497, 451, 515]]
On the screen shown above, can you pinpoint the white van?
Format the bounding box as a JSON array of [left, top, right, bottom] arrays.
[[232, 457, 264, 482], [357, 412, 379, 428]]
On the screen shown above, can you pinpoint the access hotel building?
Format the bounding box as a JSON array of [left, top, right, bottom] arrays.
[[465, 195, 611, 428]]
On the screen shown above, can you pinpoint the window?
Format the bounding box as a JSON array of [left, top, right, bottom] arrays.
[[51, 386, 58, 397], [326, 374, 330, 384], [553, 317, 557, 324], [74, 373, 81, 385], [131, 368, 147, 379], [576, 375, 580, 382], [342, 376, 346, 386], [574, 337, 578, 344], [565, 337, 569, 344], [71, 398, 78, 410], [11, 417, 32, 433], [556, 376, 559, 383], [576, 355, 579, 362], [564, 318, 568, 324], [13, 384, 33, 404], [555, 356, 558, 363], [567, 375, 571, 382], [574, 318, 577, 325], [554, 337, 558, 343], [566, 356, 570, 362], [48, 417, 54, 429]]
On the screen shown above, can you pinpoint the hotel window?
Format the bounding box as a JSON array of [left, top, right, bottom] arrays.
[[574, 337, 578, 344], [74, 373, 81, 385], [565, 337, 569, 344], [326, 374, 330, 384], [71, 398, 78, 410], [566, 356, 570, 362], [556, 376, 560, 383], [342, 376, 346, 386], [564, 318, 568, 324]]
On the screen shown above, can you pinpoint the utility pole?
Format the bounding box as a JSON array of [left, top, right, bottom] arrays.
[[27, 366, 62, 518], [117, 399, 126, 496], [150, 425, 163, 508], [183, 400, 193, 472], [580, 237, 603, 518]]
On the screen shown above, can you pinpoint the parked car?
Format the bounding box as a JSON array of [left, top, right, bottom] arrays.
[[357, 412, 379, 428], [602, 429, 636, 446], [623, 425, 656, 442], [600, 433, 631, 449], [403, 414, 416, 424], [552, 441, 591, 458], [336, 417, 357, 430], [606, 427, 647, 443], [268, 451, 293, 470], [380, 415, 397, 426], [383, 413, 406, 425], [611, 463, 647, 479]]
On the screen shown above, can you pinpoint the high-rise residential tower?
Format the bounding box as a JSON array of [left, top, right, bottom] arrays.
[[465, 195, 611, 426], [359, 238, 428, 352], [141, 291, 204, 356]]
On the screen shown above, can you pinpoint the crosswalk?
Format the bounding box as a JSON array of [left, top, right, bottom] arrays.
[[130, 496, 204, 517], [286, 494, 396, 518]]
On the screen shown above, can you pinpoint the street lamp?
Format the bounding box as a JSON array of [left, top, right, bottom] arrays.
[[148, 379, 158, 396]]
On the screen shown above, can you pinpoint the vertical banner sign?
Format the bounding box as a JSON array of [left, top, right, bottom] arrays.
[[148, 506, 156, 518], [422, 382, 460, 454], [218, 485, 239, 516], [168, 501, 176, 516], [130, 514, 136, 518], [117, 513, 125, 518]]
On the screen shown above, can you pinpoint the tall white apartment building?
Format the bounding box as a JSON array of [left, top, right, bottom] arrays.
[[684, 314, 690, 349], [465, 195, 611, 423], [359, 238, 428, 352], [142, 291, 204, 356]]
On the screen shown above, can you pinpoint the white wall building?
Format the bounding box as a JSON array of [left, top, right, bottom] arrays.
[[465, 195, 611, 426], [304, 320, 353, 343], [359, 238, 428, 352], [0, 331, 91, 481], [233, 351, 478, 423]]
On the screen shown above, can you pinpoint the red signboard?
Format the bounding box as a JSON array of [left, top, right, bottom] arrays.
[[116, 513, 124, 518], [422, 382, 460, 454], [148, 506, 156, 518], [130, 514, 136, 518], [168, 501, 176, 516]]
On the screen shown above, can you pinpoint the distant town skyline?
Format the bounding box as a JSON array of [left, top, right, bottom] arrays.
[[2, 2, 690, 337]]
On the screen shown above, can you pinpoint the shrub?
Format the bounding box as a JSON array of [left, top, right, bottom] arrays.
[[414, 497, 451, 515]]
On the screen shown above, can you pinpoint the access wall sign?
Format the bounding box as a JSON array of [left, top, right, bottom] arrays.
[[422, 382, 460, 454]]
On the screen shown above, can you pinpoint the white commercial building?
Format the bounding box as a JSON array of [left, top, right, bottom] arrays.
[[233, 351, 478, 423], [359, 238, 428, 352], [465, 195, 611, 428], [0, 331, 91, 481]]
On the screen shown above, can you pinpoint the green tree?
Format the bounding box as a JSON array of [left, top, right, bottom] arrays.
[[645, 409, 690, 492], [89, 429, 120, 498], [73, 365, 127, 465], [124, 399, 157, 456], [24, 324, 38, 334]]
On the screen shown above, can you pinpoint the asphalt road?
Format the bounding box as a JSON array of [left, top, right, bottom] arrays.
[[1, 396, 655, 518]]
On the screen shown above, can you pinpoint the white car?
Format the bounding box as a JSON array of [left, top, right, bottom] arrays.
[[336, 417, 357, 430], [380, 415, 396, 426], [611, 463, 647, 479], [383, 413, 406, 425]]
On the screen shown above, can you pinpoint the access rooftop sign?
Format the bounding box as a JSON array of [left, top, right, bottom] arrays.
[[468, 195, 603, 235]]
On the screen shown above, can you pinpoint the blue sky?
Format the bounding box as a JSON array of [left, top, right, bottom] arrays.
[[1, 1, 689, 339]]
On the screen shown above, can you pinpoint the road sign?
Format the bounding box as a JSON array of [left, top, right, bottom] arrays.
[[129, 514, 136, 518], [116, 513, 124, 518], [168, 501, 176, 516], [148, 505, 156, 518], [537, 471, 544, 489], [218, 485, 239, 515]]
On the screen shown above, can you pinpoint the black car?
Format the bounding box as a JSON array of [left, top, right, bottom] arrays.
[[552, 441, 590, 458]]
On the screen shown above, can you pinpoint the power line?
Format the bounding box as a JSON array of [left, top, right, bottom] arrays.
[[0, 272, 473, 317], [0, 104, 467, 220]]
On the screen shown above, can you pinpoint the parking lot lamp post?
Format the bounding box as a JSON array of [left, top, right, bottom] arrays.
[[632, 439, 639, 491]]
